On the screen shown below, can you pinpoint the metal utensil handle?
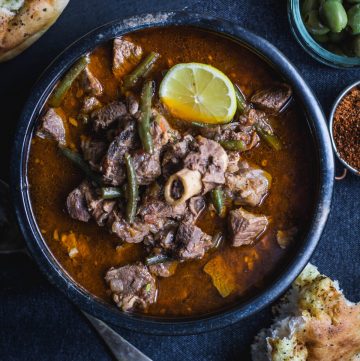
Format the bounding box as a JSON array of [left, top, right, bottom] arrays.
[[0, 179, 26, 254], [83, 312, 153, 361]]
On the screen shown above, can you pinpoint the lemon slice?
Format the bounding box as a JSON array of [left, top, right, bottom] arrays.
[[159, 63, 237, 124]]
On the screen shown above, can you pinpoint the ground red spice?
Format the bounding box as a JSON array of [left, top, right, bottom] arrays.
[[333, 86, 360, 172]]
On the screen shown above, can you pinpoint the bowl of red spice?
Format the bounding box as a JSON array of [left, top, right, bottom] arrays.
[[330, 80, 360, 176]]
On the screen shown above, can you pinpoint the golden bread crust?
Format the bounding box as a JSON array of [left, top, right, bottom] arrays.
[[0, 0, 69, 62], [252, 265, 360, 361]]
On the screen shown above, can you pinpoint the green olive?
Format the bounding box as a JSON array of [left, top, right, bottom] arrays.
[[302, 0, 320, 15], [353, 34, 360, 56], [320, 1, 348, 32], [304, 10, 330, 35], [347, 4, 360, 34], [320, 0, 343, 4]]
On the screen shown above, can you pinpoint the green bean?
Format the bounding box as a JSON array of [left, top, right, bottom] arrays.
[[49, 55, 90, 107], [320, 1, 348, 33], [255, 125, 282, 151], [212, 232, 224, 249], [124, 153, 138, 224], [122, 52, 160, 91], [304, 10, 330, 35], [348, 4, 360, 34], [234, 85, 247, 114], [100, 187, 123, 199], [122, 183, 128, 198], [138, 80, 154, 154], [219, 139, 247, 151], [145, 254, 172, 265], [211, 188, 225, 217], [59, 147, 103, 185]]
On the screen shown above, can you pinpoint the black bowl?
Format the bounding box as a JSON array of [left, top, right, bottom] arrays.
[[11, 11, 334, 335]]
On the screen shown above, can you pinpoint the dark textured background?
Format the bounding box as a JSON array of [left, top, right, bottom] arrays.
[[1, 1, 359, 360]]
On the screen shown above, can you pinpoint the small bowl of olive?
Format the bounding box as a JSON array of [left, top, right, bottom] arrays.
[[288, 0, 360, 68]]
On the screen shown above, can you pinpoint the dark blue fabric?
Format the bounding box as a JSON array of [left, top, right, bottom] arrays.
[[1, 1, 359, 360]]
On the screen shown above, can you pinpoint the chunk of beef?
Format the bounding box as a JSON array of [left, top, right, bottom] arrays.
[[175, 222, 212, 260], [66, 182, 91, 222], [81, 138, 107, 171], [143, 219, 178, 252], [81, 96, 101, 114], [108, 209, 153, 243], [197, 125, 222, 140], [132, 150, 161, 185], [91, 101, 127, 131], [81, 182, 116, 226], [66, 181, 115, 226], [226, 151, 242, 173], [228, 208, 268, 247], [139, 198, 186, 231], [102, 120, 139, 185], [151, 120, 169, 151], [189, 196, 206, 218], [136, 184, 187, 247], [149, 261, 177, 278], [80, 67, 103, 96], [162, 134, 195, 177], [225, 161, 272, 207], [155, 224, 177, 251], [201, 121, 260, 152], [133, 122, 174, 185], [183, 196, 206, 224], [105, 263, 156, 312], [91, 199, 116, 226], [251, 83, 292, 113], [151, 112, 179, 149], [245, 108, 273, 134], [184, 136, 229, 193], [36, 108, 66, 145], [112, 37, 143, 79], [131, 115, 175, 185]]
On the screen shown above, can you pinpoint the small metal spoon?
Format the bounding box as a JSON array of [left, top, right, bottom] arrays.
[[0, 179, 153, 361]]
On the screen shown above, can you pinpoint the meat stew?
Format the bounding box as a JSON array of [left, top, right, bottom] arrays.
[[28, 26, 316, 317]]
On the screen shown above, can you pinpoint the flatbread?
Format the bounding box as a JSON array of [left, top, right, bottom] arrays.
[[0, 0, 69, 62], [252, 264, 360, 361]]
